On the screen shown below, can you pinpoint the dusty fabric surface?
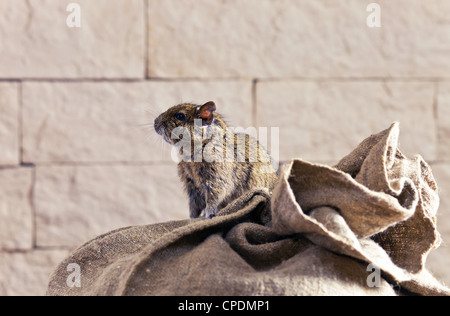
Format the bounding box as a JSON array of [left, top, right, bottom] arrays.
[[47, 123, 449, 296]]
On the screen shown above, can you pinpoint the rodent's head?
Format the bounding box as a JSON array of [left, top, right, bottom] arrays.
[[154, 101, 217, 144]]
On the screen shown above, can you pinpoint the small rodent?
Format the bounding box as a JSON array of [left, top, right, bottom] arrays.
[[154, 101, 278, 219]]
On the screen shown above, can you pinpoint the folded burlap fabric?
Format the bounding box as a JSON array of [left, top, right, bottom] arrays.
[[47, 123, 449, 296]]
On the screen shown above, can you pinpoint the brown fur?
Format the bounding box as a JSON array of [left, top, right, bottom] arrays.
[[154, 102, 278, 218]]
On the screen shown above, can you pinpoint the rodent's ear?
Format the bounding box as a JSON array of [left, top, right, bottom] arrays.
[[198, 101, 216, 126]]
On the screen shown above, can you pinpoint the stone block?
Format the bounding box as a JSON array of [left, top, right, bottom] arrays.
[[437, 83, 450, 161], [0, 0, 145, 78], [0, 250, 69, 296], [0, 168, 33, 250], [22, 81, 252, 163], [256, 81, 436, 163], [147, 0, 450, 78], [35, 164, 189, 247], [0, 83, 19, 165]]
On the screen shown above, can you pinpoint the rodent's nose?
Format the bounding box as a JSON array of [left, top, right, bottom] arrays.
[[154, 117, 162, 135]]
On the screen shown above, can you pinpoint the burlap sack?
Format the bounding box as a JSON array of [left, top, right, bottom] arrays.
[[47, 123, 449, 296]]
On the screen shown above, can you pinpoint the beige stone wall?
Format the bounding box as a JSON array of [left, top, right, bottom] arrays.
[[0, 0, 449, 295]]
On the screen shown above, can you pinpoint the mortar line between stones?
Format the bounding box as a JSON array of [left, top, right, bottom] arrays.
[[0, 79, 21, 83], [0, 246, 72, 254], [18, 81, 23, 165], [431, 160, 450, 165], [251, 77, 450, 83], [4, 77, 450, 83], [28, 161, 178, 167], [9, 77, 253, 83], [30, 166, 37, 249]]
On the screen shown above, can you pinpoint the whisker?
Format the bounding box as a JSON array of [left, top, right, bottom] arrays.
[[136, 122, 155, 128], [145, 108, 159, 117]]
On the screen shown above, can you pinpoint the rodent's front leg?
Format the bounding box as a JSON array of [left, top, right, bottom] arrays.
[[201, 185, 223, 219], [187, 183, 206, 219], [201, 204, 218, 219]]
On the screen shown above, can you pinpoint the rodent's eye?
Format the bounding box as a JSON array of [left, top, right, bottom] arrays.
[[174, 113, 186, 121]]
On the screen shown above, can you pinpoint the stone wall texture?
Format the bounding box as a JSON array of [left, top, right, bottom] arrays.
[[0, 0, 449, 295]]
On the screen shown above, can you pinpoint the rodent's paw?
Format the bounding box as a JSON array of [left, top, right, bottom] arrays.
[[202, 205, 218, 219], [207, 213, 216, 219]]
